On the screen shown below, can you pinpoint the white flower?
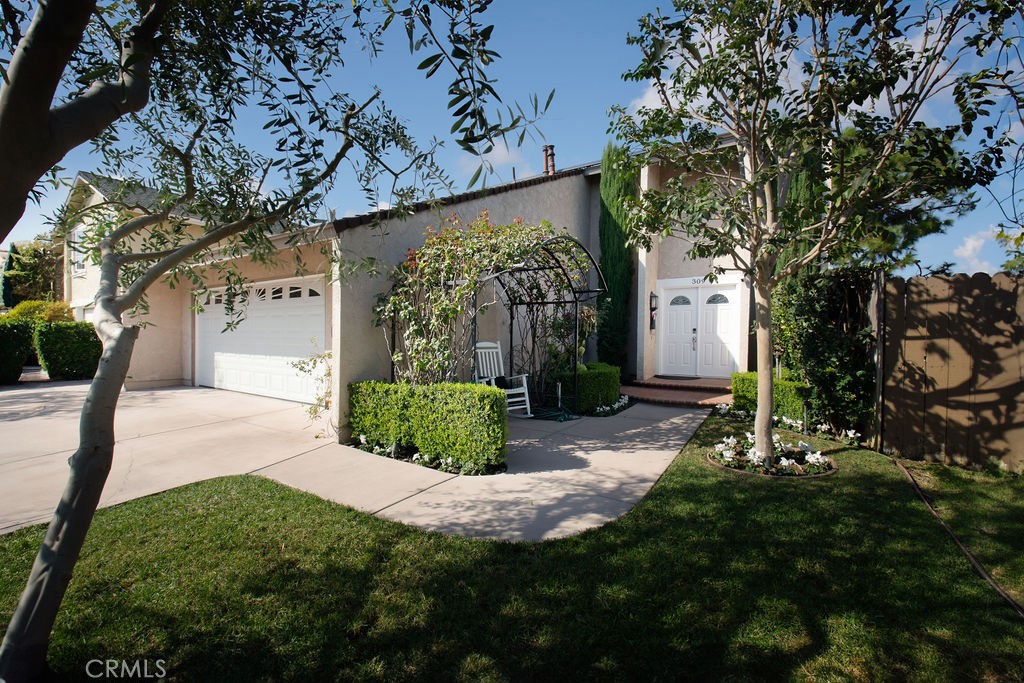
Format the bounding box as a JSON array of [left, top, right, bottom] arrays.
[[772, 433, 782, 444], [845, 429, 861, 439], [817, 423, 831, 433], [747, 448, 766, 465], [805, 452, 827, 466], [722, 436, 738, 448], [797, 441, 814, 452], [721, 450, 736, 462], [745, 432, 755, 442], [359, 434, 368, 445], [778, 457, 796, 468]]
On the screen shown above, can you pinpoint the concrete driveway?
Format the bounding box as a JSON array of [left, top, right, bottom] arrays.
[[1, 383, 706, 541], [0, 383, 323, 534]]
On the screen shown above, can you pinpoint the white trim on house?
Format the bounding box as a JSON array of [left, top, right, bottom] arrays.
[[68, 226, 87, 276]]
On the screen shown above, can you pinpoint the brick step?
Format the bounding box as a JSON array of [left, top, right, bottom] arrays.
[[628, 378, 732, 393], [621, 384, 732, 408]]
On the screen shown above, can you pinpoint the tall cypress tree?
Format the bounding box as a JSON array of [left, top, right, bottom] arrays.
[[1, 244, 19, 308], [596, 143, 637, 368]]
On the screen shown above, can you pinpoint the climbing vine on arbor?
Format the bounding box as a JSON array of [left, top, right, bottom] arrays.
[[375, 212, 555, 384]]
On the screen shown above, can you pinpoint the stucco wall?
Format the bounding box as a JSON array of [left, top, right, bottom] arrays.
[[331, 171, 601, 438], [124, 282, 187, 389]]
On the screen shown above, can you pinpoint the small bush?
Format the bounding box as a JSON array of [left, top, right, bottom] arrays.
[[558, 362, 621, 414], [0, 319, 34, 383], [7, 300, 73, 323], [34, 322, 102, 380], [410, 383, 508, 474], [731, 371, 810, 423], [348, 381, 415, 448], [349, 381, 507, 475], [773, 267, 876, 432]]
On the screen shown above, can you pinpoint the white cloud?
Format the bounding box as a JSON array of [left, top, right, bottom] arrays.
[[953, 227, 996, 274], [457, 139, 535, 179], [629, 81, 665, 114]]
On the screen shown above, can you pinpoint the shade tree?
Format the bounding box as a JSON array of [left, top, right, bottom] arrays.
[[611, 0, 1021, 463], [0, 2, 550, 680]]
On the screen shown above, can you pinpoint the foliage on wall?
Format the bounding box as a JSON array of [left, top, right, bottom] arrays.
[[596, 143, 636, 369]]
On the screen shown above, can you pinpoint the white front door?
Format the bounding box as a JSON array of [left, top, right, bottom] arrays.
[[658, 284, 739, 378], [660, 289, 698, 376], [195, 277, 326, 403], [698, 287, 737, 378]]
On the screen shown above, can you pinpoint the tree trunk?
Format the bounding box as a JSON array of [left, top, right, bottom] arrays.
[[753, 278, 775, 465], [0, 316, 139, 683]]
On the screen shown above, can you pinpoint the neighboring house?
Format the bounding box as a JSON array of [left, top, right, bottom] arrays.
[[63, 151, 753, 436]]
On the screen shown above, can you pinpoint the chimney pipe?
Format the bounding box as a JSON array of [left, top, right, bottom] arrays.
[[545, 145, 556, 176]]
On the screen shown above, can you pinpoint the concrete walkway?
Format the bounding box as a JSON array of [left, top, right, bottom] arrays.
[[0, 384, 705, 541]]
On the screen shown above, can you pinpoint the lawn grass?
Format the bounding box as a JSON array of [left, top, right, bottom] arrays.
[[902, 460, 1024, 605], [2, 416, 1023, 682]]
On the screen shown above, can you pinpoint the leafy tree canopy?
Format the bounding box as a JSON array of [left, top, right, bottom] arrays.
[[0, 0, 550, 242], [610, 0, 1022, 460]]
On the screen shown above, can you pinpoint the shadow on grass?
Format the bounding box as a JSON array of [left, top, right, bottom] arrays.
[[3, 435, 1024, 682]]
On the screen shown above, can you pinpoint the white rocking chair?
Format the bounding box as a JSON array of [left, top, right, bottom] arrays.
[[474, 341, 532, 417]]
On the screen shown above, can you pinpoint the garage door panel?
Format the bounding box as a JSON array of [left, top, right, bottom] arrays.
[[196, 278, 325, 403]]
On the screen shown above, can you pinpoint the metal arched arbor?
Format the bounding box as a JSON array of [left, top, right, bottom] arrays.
[[476, 234, 607, 413]]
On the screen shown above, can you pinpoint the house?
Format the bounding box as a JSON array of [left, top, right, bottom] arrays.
[[63, 150, 753, 436]]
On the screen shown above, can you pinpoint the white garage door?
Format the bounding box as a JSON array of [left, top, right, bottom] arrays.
[[196, 277, 326, 403]]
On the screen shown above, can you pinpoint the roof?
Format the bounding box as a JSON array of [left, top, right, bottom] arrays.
[[330, 162, 600, 234], [74, 172, 204, 221]]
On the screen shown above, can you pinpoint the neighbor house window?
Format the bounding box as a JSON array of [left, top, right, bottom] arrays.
[[68, 228, 86, 274]]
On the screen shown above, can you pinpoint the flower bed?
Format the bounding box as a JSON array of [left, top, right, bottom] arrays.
[[708, 401, 844, 477], [708, 432, 836, 477]]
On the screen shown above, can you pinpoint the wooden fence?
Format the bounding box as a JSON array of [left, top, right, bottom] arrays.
[[880, 273, 1024, 472]]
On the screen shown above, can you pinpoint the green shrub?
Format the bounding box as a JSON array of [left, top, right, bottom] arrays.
[[7, 299, 73, 323], [348, 381, 415, 448], [731, 371, 810, 422], [410, 383, 508, 474], [0, 319, 34, 383], [596, 143, 636, 368], [558, 362, 621, 414], [349, 381, 507, 475], [34, 322, 102, 380], [773, 267, 876, 431]]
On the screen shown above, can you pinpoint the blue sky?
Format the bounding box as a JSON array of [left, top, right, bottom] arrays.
[[3, 1, 1015, 275]]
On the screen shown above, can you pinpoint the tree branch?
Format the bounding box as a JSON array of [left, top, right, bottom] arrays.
[[116, 93, 378, 311], [48, 0, 169, 155]]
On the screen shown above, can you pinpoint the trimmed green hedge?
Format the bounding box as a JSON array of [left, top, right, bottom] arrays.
[[559, 362, 621, 415], [731, 371, 810, 422], [349, 381, 508, 475], [0, 318, 34, 383], [348, 381, 415, 447], [34, 322, 102, 380]]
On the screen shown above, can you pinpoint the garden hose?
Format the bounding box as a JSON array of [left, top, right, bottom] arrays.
[[890, 457, 1024, 622]]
